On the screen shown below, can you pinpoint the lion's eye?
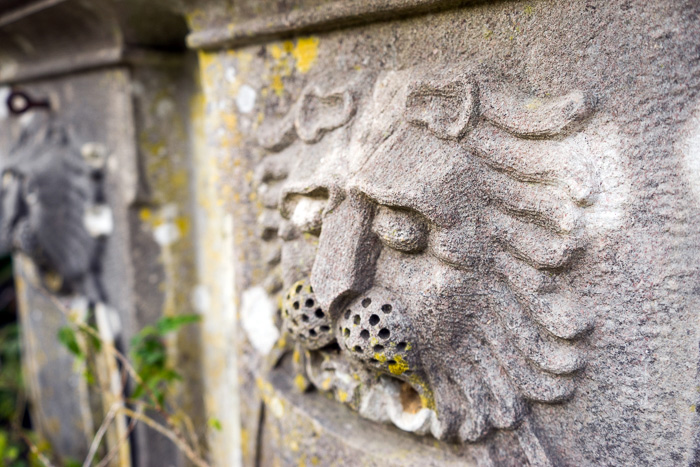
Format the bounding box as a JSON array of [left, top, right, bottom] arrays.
[[372, 205, 429, 253], [288, 195, 327, 235]]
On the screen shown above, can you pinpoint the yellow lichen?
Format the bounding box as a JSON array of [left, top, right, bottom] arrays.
[[292, 37, 319, 73], [175, 217, 190, 236], [321, 377, 332, 390], [388, 354, 409, 376], [271, 75, 284, 96], [294, 374, 308, 392], [139, 208, 152, 222], [525, 97, 543, 110]]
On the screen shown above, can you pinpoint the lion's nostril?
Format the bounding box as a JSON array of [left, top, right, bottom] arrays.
[[282, 279, 335, 350], [337, 287, 421, 381]]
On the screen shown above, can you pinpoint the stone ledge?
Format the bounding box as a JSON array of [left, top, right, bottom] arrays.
[[186, 0, 475, 50]]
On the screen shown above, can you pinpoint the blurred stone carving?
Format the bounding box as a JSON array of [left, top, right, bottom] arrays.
[[0, 121, 108, 299]]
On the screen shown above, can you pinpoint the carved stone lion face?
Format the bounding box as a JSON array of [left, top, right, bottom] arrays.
[[257, 66, 598, 444]]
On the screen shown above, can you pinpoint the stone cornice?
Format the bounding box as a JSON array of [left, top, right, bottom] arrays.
[[186, 0, 475, 50]]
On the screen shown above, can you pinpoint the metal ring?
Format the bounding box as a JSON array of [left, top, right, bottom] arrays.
[[6, 90, 50, 115]]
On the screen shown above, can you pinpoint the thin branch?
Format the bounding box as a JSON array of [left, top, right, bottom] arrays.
[[83, 402, 120, 467], [18, 430, 56, 467], [11, 386, 55, 467], [95, 406, 141, 467], [179, 410, 202, 458], [118, 407, 209, 467]]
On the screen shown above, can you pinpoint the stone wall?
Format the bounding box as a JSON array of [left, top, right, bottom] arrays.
[[1, 0, 699, 465]]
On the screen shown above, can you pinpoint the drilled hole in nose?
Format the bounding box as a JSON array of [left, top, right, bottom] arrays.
[[353, 345, 362, 353], [320, 325, 330, 332], [293, 301, 299, 310], [305, 299, 314, 308], [344, 310, 351, 319], [369, 314, 380, 326], [397, 342, 407, 351], [343, 328, 350, 337], [309, 285, 314, 293], [379, 328, 390, 339], [362, 298, 371, 308], [373, 344, 384, 352], [309, 329, 317, 336], [360, 330, 370, 340], [301, 314, 309, 322], [381, 304, 392, 313], [387, 359, 396, 365], [353, 315, 361, 325], [315, 309, 324, 318], [296, 284, 302, 293]]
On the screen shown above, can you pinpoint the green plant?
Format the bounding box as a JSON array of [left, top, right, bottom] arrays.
[[129, 314, 201, 404], [55, 309, 208, 467]]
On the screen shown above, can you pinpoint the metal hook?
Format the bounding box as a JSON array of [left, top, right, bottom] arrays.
[[6, 90, 51, 115]]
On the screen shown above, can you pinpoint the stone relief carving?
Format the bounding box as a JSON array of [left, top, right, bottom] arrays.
[[0, 117, 109, 300], [254, 65, 601, 458]]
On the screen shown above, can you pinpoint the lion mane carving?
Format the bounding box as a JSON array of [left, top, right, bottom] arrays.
[[254, 65, 599, 464]]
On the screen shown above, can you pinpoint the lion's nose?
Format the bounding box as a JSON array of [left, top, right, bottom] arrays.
[[310, 192, 381, 316], [336, 287, 422, 381]]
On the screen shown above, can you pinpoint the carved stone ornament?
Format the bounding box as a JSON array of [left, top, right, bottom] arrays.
[[253, 63, 607, 461], [0, 119, 108, 299]]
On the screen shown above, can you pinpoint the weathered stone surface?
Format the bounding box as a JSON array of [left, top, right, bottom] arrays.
[[2, 0, 700, 465], [191, 0, 700, 465]]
